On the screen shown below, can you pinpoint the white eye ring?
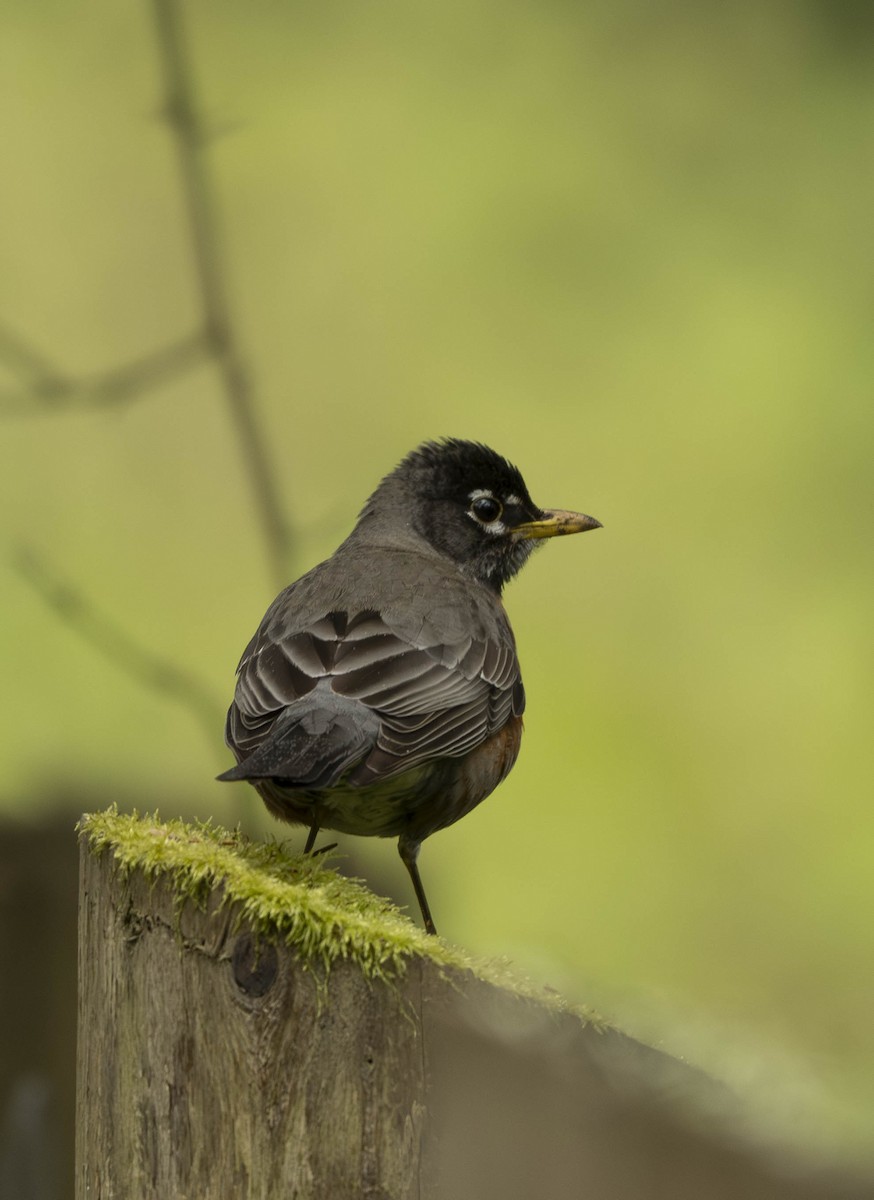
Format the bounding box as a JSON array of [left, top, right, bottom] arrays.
[[468, 489, 505, 533]]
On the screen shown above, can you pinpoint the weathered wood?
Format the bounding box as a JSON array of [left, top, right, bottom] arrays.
[[77, 829, 874, 1200], [77, 841, 424, 1198]]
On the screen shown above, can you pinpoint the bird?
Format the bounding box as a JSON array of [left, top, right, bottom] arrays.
[[218, 438, 601, 935]]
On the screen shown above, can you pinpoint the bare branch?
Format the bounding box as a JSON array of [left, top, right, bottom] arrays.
[[0, 319, 70, 392], [0, 331, 210, 416], [150, 0, 293, 590], [13, 548, 226, 764]]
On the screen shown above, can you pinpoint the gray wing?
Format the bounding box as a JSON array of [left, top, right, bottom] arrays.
[[221, 608, 524, 790]]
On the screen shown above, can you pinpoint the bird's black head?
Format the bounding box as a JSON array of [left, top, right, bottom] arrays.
[[357, 438, 601, 593]]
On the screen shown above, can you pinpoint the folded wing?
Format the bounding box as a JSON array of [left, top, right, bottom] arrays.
[[222, 608, 524, 789]]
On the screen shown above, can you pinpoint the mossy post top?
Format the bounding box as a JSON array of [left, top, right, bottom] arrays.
[[77, 806, 601, 1022]]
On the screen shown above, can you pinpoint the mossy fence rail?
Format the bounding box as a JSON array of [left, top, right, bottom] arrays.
[[76, 812, 870, 1200]]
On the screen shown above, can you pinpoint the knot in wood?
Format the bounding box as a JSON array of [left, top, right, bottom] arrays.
[[231, 932, 278, 997]]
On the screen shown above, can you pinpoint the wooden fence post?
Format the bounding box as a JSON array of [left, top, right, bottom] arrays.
[[76, 812, 874, 1200], [77, 837, 426, 1199]]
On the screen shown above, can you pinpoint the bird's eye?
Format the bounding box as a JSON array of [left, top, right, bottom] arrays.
[[471, 495, 503, 523]]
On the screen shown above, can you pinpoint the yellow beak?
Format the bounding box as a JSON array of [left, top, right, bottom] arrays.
[[512, 509, 602, 540]]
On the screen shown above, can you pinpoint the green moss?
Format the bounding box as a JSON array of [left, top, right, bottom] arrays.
[[78, 806, 605, 1025]]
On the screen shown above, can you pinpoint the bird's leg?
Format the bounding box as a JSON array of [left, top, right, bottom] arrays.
[[303, 819, 319, 855], [302, 818, 337, 858], [398, 836, 437, 935]]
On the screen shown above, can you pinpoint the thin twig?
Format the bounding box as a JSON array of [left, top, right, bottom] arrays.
[[14, 548, 226, 763], [0, 320, 69, 392], [150, 0, 293, 589], [0, 331, 209, 415]]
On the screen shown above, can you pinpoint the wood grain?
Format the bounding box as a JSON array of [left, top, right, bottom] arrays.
[[76, 842, 425, 1199], [77, 836, 874, 1200]]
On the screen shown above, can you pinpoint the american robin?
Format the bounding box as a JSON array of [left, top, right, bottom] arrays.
[[218, 438, 600, 934]]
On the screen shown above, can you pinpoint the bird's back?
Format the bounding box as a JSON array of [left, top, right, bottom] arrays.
[[222, 542, 525, 838]]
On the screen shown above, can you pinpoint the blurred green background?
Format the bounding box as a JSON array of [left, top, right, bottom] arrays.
[[2, 0, 873, 1167]]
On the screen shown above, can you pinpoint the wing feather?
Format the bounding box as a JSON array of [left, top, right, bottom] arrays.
[[225, 604, 523, 787]]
